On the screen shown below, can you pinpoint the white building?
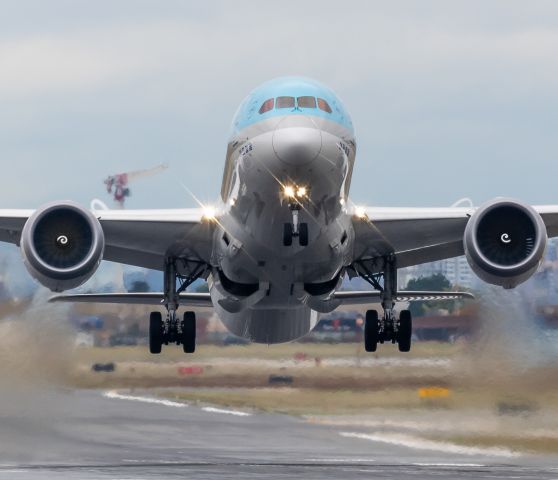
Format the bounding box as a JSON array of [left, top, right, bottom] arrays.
[[400, 256, 474, 289]]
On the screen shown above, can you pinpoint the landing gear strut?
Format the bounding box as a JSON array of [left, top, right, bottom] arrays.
[[148, 258, 199, 354], [283, 201, 308, 246], [359, 255, 413, 353]]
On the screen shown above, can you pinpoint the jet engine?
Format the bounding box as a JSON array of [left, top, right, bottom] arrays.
[[20, 202, 105, 292], [464, 198, 547, 289]]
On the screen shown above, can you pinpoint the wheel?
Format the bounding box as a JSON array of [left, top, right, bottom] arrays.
[[398, 310, 412, 352], [283, 223, 293, 246], [364, 310, 379, 352], [299, 223, 308, 246], [181, 311, 196, 353], [149, 311, 163, 354]]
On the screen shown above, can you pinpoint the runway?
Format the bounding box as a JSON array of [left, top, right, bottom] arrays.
[[1, 388, 557, 479]]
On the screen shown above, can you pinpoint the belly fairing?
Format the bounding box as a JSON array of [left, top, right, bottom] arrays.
[[218, 303, 319, 344]]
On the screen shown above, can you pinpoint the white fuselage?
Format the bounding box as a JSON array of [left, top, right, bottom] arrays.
[[208, 114, 357, 343]]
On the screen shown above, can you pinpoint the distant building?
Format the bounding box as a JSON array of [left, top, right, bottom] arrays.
[[400, 256, 474, 289]]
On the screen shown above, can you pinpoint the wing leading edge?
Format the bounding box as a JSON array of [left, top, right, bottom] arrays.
[[350, 205, 558, 271], [0, 207, 214, 271]]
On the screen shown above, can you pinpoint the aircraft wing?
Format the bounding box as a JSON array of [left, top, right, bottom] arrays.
[[0, 208, 214, 271], [0, 209, 33, 244], [351, 205, 558, 270]]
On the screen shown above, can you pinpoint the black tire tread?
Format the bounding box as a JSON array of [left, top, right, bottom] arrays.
[[364, 310, 379, 352], [149, 311, 163, 354], [299, 223, 309, 246], [283, 223, 293, 246], [182, 311, 196, 353], [398, 309, 412, 353]]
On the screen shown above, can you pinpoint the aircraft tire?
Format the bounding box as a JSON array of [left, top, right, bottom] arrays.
[[364, 310, 379, 352], [299, 223, 309, 246], [398, 310, 412, 352], [283, 223, 293, 246], [182, 311, 196, 353], [149, 311, 163, 354]]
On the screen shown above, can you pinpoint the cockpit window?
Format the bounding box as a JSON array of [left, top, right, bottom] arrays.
[[297, 96, 316, 108], [317, 98, 332, 113], [259, 98, 274, 114], [276, 96, 295, 108]]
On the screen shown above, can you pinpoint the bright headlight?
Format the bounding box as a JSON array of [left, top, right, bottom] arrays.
[[284, 186, 295, 198]]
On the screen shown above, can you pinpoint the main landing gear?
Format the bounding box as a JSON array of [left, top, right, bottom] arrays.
[[149, 258, 199, 354], [364, 308, 412, 353], [283, 199, 309, 246], [358, 255, 413, 353], [149, 311, 197, 354]]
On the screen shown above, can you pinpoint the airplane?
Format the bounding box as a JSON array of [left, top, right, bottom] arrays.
[[0, 76, 555, 354]]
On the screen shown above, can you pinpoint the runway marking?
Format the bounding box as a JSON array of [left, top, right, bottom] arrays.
[[103, 391, 187, 408], [340, 432, 518, 458], [305, 458, 377, 463], [202, 406, 252, 416], [413, 463, 486, 467]]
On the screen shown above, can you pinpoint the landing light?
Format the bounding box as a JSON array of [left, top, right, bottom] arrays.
[[284, 186, 296, 198], [355, 206, 367, 219], [296, 187, 307, 197], [202, 206, 217, 221]]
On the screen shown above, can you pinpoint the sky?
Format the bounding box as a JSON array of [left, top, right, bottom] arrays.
[[1, 0, 558, 210]]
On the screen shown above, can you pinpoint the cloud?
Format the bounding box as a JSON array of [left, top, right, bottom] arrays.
[[0, 1, 558, 209], [1, 3, 557, 103]]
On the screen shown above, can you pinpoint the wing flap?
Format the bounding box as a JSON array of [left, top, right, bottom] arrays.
[[49, 292, 213, 307], [333, 290, 474, 306]]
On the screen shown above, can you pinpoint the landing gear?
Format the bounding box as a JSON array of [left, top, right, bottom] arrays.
[[149, 257, 203, 354], [299, 222, 309, 246], [364, 308, 413, 352], [358, 255, 413, 353], [364, 310, 379, 352], [397, 310, 412, 352], [283, 223, 293, 246], [149, 311, 163, 354], [181, 311, 196, 353], [283, 199, 309, 246], [282, 221, 309, 246]]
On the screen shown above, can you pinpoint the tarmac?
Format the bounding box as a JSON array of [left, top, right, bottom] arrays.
[[1, 388, 558, 479]]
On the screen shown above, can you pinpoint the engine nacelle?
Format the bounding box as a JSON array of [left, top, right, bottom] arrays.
[[20, 202, 105, 292], [464, 198, 547, 289]]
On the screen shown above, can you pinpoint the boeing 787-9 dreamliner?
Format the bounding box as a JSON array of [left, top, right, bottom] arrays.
[[1, 77, 555, 353]]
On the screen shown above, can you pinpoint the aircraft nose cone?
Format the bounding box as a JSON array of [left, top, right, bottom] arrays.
[[272, 116, 322, 166]]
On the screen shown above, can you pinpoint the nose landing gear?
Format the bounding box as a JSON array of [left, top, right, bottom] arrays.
[[283, 202, 309, 246]]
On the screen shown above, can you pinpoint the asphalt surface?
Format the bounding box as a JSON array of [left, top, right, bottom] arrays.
[[1, 388, 558, 479]]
